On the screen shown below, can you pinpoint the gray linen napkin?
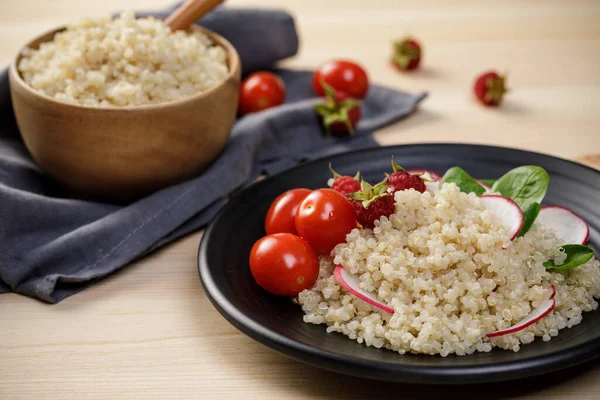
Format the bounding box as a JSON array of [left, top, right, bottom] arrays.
[[0, 7, 427, 303]]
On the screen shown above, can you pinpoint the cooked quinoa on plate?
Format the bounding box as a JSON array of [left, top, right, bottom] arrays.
[[298, 184, 600, 357], [17, 11, 229, 107]]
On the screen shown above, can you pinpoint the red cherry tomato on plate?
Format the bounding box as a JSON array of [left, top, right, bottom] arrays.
[[295, 188, 357, 254], [312, 60, 369, 99], [265, 188, 312, 235], [249, 233, 319, 296], [239, 72, 286, 115]]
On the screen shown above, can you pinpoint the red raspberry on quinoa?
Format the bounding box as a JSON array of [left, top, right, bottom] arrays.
[[329, 164, 361, 195], [384, 157, 426, 193], [349, 180, 396, 229]]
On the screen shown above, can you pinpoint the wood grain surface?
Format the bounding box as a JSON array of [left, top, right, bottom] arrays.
[[1, 1, 599, 399]]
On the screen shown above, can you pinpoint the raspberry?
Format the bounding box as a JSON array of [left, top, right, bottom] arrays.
[[314, 82, 361, 136], [386, 171, 426, 193], [384, 156, 426, 193], [329, 164, 361, 195], [349, 180, 396, 229], [473, 71, 508, 107], [350, 195, 395, 229], [392, 37, 422, 71], [332, 176, 361, 195]]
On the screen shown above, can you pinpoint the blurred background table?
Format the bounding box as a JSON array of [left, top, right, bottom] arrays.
[[1, 1, 599, 399]]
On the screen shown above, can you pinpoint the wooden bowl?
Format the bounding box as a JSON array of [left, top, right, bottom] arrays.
[[9, 25, 241, 202]]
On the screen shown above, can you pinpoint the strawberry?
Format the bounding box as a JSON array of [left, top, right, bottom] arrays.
[[473, 71, 508, 107], [314, 81, 361, 136], [349, 181, 395, 229], [329, 164, 361, 194], [385, 157, 426, 193], [392, 37, 422, 71]]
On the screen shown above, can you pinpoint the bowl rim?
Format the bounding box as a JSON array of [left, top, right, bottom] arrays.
[[9, 22, 241, 111]]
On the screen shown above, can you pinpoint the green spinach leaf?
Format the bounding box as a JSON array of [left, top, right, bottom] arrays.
[[440, 167, 486, 196], [491, 166, 549, 210], [518, 202, 541, 237], [544, 244, 594, 272]]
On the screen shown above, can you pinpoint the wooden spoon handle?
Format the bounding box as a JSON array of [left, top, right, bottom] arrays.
[[165, 0, 225, 31]]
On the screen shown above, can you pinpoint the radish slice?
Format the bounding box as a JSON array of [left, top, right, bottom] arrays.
[[480, 195, 524, 241], [537, 206, 590, 245], [549, 285, 556, 300], [334, 265, 394, 314], [425, 181, 440, 194], [474, 179, 492, 193], [407, 169, 442, 182], [487, 285, 555, 338]]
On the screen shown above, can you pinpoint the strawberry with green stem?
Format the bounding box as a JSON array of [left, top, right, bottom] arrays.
[[314, 81, 361, 136]]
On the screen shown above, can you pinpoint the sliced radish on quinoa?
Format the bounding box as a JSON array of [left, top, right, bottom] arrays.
[[487, 285, 555, 338], [406, 169, 442, 182], [474, 179, 492, 193], [537, 206, 590, 245], [479, 195, 524, 241], [334, 265, 394, 314]]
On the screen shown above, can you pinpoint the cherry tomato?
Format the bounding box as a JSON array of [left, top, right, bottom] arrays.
[[239, 72, 286, 115], [249, 233, 319, 296], [295, 188, 357, 254], [265, 188, 312, 235], [312, 60, 369, 99]]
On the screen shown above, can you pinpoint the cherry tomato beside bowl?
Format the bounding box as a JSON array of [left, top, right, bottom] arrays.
[[295, 188, 357, 254], [265, 188, 312, 235], [239, 71, 286, 116], [249, 233, 319, 296], [312, 60, 369, 99]]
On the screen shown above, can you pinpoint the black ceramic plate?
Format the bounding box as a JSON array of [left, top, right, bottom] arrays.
[[198, 144, 600, 384]]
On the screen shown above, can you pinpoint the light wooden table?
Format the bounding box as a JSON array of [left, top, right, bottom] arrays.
[[1, 1, 599, 399]]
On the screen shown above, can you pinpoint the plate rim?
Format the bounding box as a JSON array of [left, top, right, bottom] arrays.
[[198, 143, 600, 384]]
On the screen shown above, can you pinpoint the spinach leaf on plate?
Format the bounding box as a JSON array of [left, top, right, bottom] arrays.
[[518, 202, 541, 237], [440, 167, 486, 196], [491, 166, 549, 210], [544, 244, 594, 272]]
